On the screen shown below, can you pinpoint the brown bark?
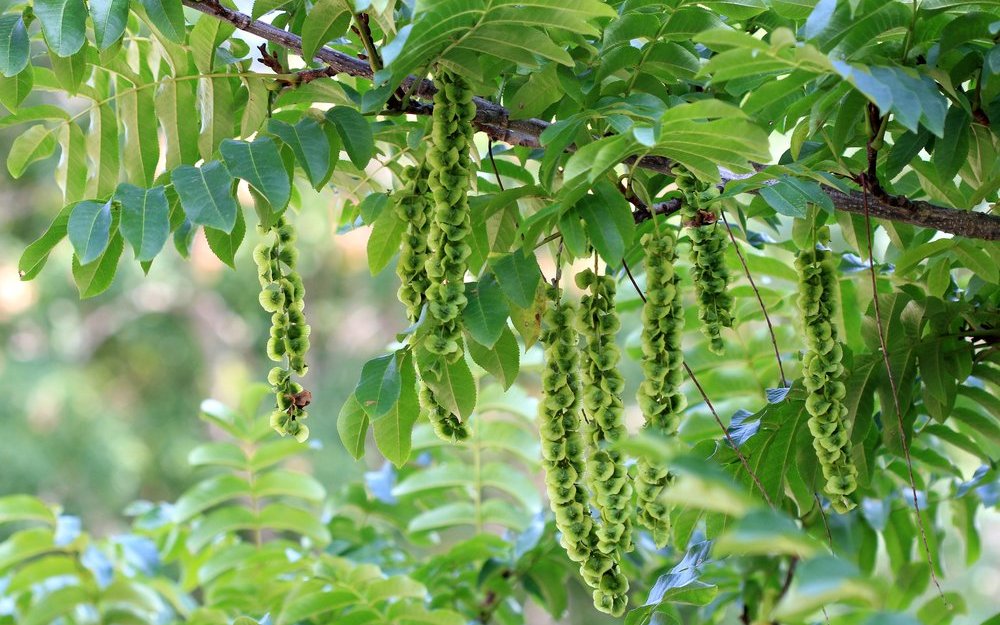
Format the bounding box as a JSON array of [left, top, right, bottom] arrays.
[[182, 0, 1000, 241]]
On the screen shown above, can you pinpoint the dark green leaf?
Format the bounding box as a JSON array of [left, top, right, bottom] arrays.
[[116, 184, 170, 262], [268, 118, 332, 190], [467, 325, 520, 390], [372, 351, 420, 467], [220, 138, 291, 211], [326, 107, 375, 169], [204, 206, 246, 268], [301, 0, 351, 61], [0, 14, 30, 77], [34, 0, 88, 57], [140, 0, 187, 43], [463, 276, 509, 348], [930, 107, 970, 182], [415, 347, 477, 421], [89, 0, 129, 50], [488, 251, 542, 308], [356, 353, 402, 418], [171, 160, 238, 233], [68, 199, 113, 265], [72, 232, 124, 298]]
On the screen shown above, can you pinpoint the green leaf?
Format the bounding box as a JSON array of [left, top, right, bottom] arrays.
[[509, 281, 546, 349], [139, 0, 187, 43], [172, 474, 252, 522], [171, 160, 238, 233], [72, 232, 124, 298], [831, 61, 947, 137], [326, 107, 375, 169], [253, 469, 327, 501], [488, 250, 542, 308], [116, 184, 170, 262], [366, 204, 406, 275], [0, 14, 30, 77], [7, 125, 57, 178], [0, 65, 33, 110], [0, 496, 55, 526], [373, 351, 420, 467], [34, 0, 88, 57], [462, 276, 509, 348], [190, 13, 235, 73], [714, 509, 821, 557], [48, 43, 88, 95], [56, 121, 87, 204], [574, 186, 635, 266], [87, 74, 120, 197], [356, 353, 403, 418], [772, 556, 880, 621], [18, 203, 73, 281], [118, 78, 160, 186], [68, 199, 113, 264], [197, 75, 235, 160], [337, 394, 369, 460], [415, 347, 477, 420], [656, 117, 772, 180], [188, 442, 246, 469], [268, 118, 332, 190], [381, 0, 615, 85], [467, 325, 520, 390], [204, 206, 246, 268], [89, 0, 129, 50], [220, 138, 291, 211], [157, 78, 200, 169], [301, 0, 351, 61], [930, 107, 970, 182]]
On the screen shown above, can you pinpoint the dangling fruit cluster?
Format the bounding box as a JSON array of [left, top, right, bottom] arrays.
[[423, 69, 476, 363], [254, 217, 311, 442], [635, 230, 686, 547], [416, 69, 476, 443], [576, 268, 633, 558], [674, 167, 733, 355], [796, 244, 857, 513], [395, 163, 433, 324], [540, 286, 628, 617]]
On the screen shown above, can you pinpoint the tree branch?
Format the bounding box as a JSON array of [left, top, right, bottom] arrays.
[[181, 0, 1000, 241]]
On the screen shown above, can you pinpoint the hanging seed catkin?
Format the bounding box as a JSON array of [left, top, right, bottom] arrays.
[[576, 268, 633, 557], [423, 69, 476, 363], [395, 163, 433, 324], [254, 217, 312, 442], [796, 244, 857, 513], [674, 167, 733, 355], [635, 230, 686, 547], [540, 286, 628, 617]]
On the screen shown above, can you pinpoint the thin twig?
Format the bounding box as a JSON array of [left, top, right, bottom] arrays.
[[487, 140, 505, 192], [861, 184, 949, 607], [719, 211, 787, 388]]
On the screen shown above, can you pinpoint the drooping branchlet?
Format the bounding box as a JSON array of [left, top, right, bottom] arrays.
[[540, 285, 628, 617], [576, 268, 633, 558], [254, 217, 311, 441], [635, 230, 686, 547], [796, 243, 858, 513], [675, 167, 733, 355]]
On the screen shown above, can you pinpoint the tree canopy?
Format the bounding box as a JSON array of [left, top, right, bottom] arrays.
[[1, 0, 999, 624]]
